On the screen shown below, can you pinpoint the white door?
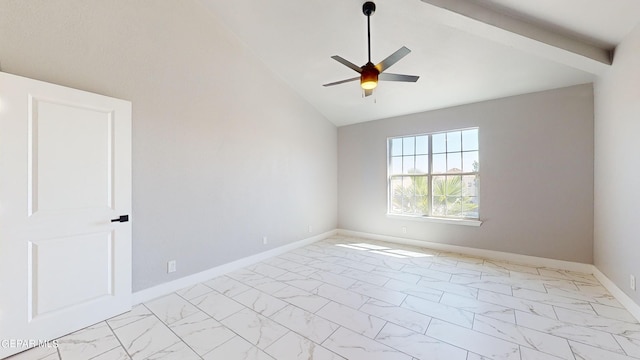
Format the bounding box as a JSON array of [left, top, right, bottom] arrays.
[[0, 72, 132, 358]]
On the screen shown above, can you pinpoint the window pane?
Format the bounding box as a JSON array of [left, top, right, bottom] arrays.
[[411, 176, 429, 215], [462, 129, 479, 151], [446, 196, 463, 217], [416, 195, 429, 215], [445, 196, 462, 217], [391, 138, 402, 156], [459, 174, 479, 218], [445, 175, 462, 196], [463, 151, 479, 172], [462, 175, 479, 197], [403, 137, 415, 155], [447, 152, 462, 173], [415, 155, 428, 174], [402, 177, 414, 196], [402, 177, 414, 213], [431, 176, 446, 216], [447, 131, 462, 152], [390, 177, 404, 213], [432, 206, 445, 216], [433, 154, 446, 173], [414, 195, 428, 215], [412, 175, 429, 196], [432, 133, 446, 153], [391, 157, 402, 175], [465, 197, 479, 218], [415, 135, 428, 155], [402, 155, 415, 173]]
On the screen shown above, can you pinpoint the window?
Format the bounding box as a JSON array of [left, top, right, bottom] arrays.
[[388, 128, 479, 219]]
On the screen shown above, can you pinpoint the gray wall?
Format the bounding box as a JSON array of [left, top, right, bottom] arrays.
[[594, 24, 640, 303], [0, 1, 337, 291], [338, 84, 594, 263]]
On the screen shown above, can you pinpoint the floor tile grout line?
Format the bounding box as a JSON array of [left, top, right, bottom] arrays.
[[511, 309, 629, 354], [422, 317, 433, 335], [517, 344, 524, 360], [429, 316, 523, 357], [220, 264, 350, 311], [566, 338, 578, 360], [140, 303, 204, 360], [57, 322, 123, 360], [256, 307, 347, 360], [195, 303, 294, 360], [199, 309, 273, 357], [100, 320, 132, 360], [610, 334, 632, 358], [223, 293, 334, 351], [371, 320, 389, 341], [473, 314, 577, 360], [146, 301, 245, 358], [551, 303, 561, 321], [425, 297, 621, 360], [271, 302, 341, 342]]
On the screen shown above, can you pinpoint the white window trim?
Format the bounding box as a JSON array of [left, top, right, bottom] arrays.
[[386, 213, 482, 226]]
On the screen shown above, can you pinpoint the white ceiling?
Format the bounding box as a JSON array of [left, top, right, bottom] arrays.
[[201, 0, 640, 126]]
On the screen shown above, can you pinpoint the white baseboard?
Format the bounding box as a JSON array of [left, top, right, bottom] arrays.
[[337, 229, 593, 273], [132, 229, 336, 305], [592, 267, 640, 322]]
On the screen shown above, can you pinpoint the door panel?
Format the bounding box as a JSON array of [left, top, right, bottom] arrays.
[[30, 97, 115, 214], [0, 72, 132, 358], [30, 231, 114, 317]]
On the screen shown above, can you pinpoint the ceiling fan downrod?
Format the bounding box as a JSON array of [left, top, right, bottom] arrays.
[[363, 1, 376, 64]]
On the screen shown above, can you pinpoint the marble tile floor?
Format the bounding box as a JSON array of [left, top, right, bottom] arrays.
[[8, 235, 640, 360]]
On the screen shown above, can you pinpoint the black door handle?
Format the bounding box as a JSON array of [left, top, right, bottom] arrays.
[[111, 215, 129, 223]]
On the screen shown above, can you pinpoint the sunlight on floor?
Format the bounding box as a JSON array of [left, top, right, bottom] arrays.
[[336, 242, 434, 258]]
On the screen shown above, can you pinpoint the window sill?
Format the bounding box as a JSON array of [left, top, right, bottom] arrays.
[[386, 214, 483, 227]]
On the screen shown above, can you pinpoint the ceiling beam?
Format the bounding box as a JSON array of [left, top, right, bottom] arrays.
[[420, 0, 611, 75]]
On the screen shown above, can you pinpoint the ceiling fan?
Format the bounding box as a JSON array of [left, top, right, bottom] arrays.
[[323, 1, 419, 97]]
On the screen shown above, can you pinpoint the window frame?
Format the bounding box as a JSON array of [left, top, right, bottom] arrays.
[[387, 128, 480, 224]]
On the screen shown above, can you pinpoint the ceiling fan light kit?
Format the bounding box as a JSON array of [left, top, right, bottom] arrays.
[[323, 1, 419, 97], [360, 65, 379, 89]]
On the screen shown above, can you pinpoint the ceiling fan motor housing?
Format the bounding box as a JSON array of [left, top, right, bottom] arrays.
[[360, 62, 379, 89]]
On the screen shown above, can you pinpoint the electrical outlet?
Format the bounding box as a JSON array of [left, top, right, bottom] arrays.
[[167, 260, 176, 273], [631, 274, 636, 291], [308, 225, 313, 233], [263, 236, 268, 245], [402, 226, 407, 234]]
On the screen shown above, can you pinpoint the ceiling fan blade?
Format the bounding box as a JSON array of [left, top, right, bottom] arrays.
[[331, 56, 363, 73], [379, 73, 419, 82], [323, 76, 360, 87], [375, 46, 411, 73], [364, 89, 373, 97]]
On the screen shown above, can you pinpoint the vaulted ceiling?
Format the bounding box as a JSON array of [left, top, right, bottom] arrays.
[[201, 0, 640, 126]]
